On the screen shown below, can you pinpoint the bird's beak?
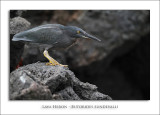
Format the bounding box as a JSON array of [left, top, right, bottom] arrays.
[[82, 33, 101, 42]]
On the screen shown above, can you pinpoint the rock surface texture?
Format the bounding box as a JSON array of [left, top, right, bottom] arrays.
[[10, 63, 112, 100]]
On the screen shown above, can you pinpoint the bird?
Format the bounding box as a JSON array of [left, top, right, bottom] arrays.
[[12, 24, 101, 67]]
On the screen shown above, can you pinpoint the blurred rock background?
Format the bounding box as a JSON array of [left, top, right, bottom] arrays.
[[10, 10, 150, 100]]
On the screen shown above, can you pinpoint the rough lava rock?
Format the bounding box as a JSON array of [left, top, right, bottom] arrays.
[[10, 17, 31, 34], [10, 62, 112, 100]]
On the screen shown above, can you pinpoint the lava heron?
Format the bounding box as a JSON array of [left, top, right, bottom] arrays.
[[12, 24, 101, 67]]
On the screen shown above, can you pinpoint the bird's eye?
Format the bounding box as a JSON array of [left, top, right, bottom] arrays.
[[77, 31, 80, 34]]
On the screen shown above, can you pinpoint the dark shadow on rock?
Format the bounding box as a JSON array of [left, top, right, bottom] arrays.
[[71, 34, 150, 100], [10, 16, 31, 72]]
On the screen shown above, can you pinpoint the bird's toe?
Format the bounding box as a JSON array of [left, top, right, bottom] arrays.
[[46, 62, 55, 66], [59, 64, 68, 67]]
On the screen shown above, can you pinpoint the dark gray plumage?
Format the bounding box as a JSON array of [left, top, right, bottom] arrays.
[[12, 24, 101, 66]]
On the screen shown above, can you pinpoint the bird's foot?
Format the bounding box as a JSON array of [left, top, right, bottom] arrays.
[[44, 50, 68, 67]]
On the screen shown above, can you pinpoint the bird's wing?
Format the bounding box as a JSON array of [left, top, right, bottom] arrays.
[[25, 25, 65, 44]]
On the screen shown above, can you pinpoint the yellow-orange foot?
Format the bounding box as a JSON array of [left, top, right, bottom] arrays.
[[43, 50, 68, 67]]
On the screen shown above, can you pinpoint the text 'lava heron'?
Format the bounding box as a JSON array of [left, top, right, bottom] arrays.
[[12, 24, 101, 67]]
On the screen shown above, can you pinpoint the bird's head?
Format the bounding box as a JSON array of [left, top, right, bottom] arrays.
[[66, 26, 101, 42]]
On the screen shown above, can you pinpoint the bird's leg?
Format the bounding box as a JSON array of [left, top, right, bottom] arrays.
[[43, 50, 68, 67]]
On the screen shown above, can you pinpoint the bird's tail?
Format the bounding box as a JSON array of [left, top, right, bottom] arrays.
[[12, 36, 32, 41], [12, 32, 32, 42], [12, 36, 20, 41]]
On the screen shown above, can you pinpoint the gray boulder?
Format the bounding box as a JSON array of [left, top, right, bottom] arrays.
[[10, 17, 30, 34], [10, 62, 112, 100]]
